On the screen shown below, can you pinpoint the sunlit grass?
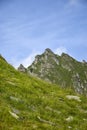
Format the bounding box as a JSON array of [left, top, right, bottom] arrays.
[[0, 57, 87, 130]]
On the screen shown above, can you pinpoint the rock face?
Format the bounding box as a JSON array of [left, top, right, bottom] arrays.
[[27, 48, 87, 95], [18, 64, 26, 72]]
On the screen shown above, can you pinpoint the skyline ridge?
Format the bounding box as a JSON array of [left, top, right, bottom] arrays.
[[0, 0, 87, 67]]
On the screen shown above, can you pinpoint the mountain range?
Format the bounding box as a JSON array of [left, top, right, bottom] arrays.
[[19, 48, 87, 95]]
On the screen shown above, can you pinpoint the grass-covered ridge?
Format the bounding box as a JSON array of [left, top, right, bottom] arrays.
[[0, 56, 87, 130]]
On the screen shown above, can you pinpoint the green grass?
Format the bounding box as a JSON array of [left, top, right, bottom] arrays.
[[0, 57, 87, 130]]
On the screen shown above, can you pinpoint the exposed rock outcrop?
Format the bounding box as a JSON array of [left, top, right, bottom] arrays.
[[18, 64, 26, 72], [27, 48, 87, 95]]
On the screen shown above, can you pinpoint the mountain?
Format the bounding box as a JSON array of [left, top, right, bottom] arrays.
[[27, 48, 87, 95], [18, 64, 26, 72], [1, 55, 87, 129]]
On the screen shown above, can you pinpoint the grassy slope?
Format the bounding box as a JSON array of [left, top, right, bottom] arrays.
[[0, 57, 87, 130]]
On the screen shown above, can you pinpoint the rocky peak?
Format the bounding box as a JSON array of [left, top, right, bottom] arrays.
[[44, 48, 54, 56], [43, 48, 59, 64], [18, 64, 26, 72], [33, 48, 56, 65], [27, 48, 87, 94]]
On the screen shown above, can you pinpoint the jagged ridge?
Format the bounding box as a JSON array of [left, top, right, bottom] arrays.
[[27, 48, 87, 95]]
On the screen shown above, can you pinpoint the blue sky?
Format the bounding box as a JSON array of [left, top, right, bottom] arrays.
[[0, 0, 87, 67]]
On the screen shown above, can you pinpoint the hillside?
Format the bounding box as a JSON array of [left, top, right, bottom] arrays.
[[0, 55, 87, 130], [27, 48, 87, 95]]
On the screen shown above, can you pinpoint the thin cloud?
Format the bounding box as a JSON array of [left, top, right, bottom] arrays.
[[13, 51, 41, 68], [54, 47, 67, 56], [14, 47, 67, 68]]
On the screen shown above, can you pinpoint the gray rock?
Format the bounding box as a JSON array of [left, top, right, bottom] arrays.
[[18, 64, 26, 72], [27, 48, 87, 95]]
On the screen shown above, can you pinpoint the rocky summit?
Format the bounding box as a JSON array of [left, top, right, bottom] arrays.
[[18, 64, 26, 72], [27, 48, 87, 95]]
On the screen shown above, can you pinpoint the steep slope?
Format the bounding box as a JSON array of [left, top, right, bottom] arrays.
[[27, 48, 87, 94], [1, 55, 87, 130]]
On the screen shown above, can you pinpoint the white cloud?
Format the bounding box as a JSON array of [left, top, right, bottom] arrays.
[[13, 47, 67, 68], [13, 51, 41, 68], [54, 47, 67, 56], [20, 53, 37, 68]]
